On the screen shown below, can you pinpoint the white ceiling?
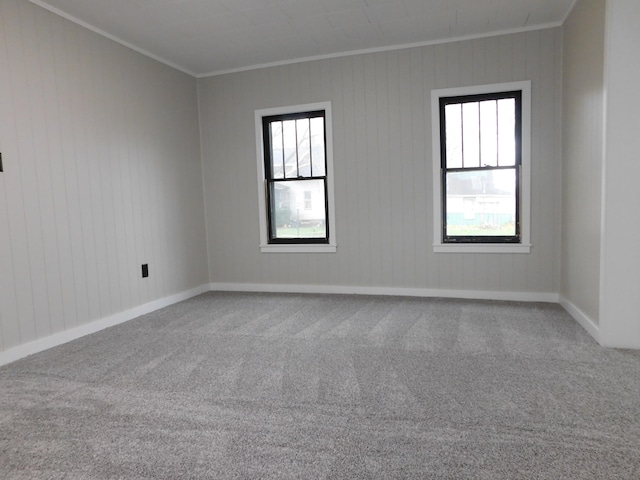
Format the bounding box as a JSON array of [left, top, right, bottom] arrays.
[[29, 0, 576, 77]]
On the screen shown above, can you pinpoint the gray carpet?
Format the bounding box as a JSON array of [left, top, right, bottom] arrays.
[[1, 292, 640, 479]]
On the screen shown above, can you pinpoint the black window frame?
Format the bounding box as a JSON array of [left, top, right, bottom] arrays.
[[439, 90, 522, 244], [262, 110, 330, 245]]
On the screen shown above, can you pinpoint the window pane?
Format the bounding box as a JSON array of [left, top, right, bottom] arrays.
[[445, 168, 516, 237], [445, 104, 462, 168], [271, 179, 326, 239], [462, 102, 480, 168], [282, 120, 298, 178], [297, 118, 311, 177], [479, 100, 498, 167], [497, 98, 516, 166], [270, 121, 284, 178], [310, 117, 325, 176]]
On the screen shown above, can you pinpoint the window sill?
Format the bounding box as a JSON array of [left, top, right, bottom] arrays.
[[260, 244, 337, 254], [433, 243, 531, 254]]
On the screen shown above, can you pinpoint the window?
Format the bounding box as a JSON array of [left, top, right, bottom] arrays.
[[255, 102, 336, 253], [431, 82, 531, 253]]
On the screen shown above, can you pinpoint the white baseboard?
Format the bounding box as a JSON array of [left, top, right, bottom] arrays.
[[209, 282, 560, 303], [0, 284, 210, 368], [559, 296, 601, 344]]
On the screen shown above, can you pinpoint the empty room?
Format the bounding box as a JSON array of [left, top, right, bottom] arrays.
[[1, 0, 640, 478]]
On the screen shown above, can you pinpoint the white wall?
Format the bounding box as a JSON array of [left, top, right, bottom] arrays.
[[199, 29, 563, 296], [561, 0, 606, 327], [599, 0, 640, 348], [0, 0, 209, 356]]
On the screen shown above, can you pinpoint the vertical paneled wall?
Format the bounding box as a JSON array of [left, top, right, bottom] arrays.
[[199, 28, 562, 294], [0, 0, 208, 353], [598, 0, 640, 348], [561, 0, 605, 324]]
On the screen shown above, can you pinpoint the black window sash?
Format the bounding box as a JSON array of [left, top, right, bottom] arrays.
[[265, 177, 329, 244], [440, 91, 522, 244], [263, 111, 329, 244]]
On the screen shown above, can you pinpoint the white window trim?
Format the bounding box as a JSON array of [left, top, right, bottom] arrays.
[[255, 101, 337, 253], [431, 81, 532, 254]]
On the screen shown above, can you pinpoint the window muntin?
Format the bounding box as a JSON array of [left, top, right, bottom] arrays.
[[263, 110, 329, 245], [440, 91, 522, 244]]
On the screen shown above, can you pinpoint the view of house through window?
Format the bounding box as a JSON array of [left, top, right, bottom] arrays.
[[263, 110, 328, 243], [440, 91, 522, 243]]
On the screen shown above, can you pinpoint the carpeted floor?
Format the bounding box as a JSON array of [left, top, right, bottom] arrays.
[[1, 292, 640, 479]]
